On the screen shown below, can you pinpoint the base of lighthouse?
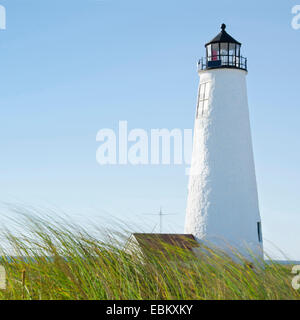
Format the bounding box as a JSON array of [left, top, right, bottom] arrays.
[[185, 68, 264, 261]]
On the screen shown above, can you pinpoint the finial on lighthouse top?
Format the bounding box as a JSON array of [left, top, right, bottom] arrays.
[[198, 24, 247, 71], [205, 24, 241, 47]]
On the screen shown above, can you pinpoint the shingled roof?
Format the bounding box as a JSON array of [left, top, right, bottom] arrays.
[[129, 233, 200, 256]]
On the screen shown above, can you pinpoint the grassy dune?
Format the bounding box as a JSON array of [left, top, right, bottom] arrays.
[[0, 214, 298, 300]]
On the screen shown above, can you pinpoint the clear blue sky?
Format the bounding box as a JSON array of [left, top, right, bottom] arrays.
[[0, 0, 299, 259]]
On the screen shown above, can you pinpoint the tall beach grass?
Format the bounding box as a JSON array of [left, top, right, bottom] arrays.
[[0, 211, 298, 300]]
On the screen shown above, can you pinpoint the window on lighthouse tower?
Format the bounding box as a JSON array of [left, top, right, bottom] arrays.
[[197, 82, 211, 118], [257, 222, 262, 243]]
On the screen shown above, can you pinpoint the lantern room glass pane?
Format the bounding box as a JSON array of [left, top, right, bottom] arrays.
[[229, 43, 236, 65], [229, 43, 236, 55], [212, 43, 219, 61], [220, 43, 228, 55], [207, 44, 212, 61], [236, 44, 241, 57], [220, 42, 228, 64]]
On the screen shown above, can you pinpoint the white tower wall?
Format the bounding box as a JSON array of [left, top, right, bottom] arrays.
[[185, 68, 263, 260]]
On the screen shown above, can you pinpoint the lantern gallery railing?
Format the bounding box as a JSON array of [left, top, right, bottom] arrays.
[[198, 55, 247, 71]]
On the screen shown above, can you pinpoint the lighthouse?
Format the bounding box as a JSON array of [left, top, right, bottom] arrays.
[[185, 24, 263, 260]]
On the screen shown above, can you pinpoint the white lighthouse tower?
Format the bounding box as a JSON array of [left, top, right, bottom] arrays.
[[185, 24, 263, 260]]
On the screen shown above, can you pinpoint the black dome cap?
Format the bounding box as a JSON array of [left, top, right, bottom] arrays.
[[205, 24, 241, 47]]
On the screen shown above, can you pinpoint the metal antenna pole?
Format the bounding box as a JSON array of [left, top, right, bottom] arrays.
[[159, 207, 162, 233], [142, 207, 177, 233]]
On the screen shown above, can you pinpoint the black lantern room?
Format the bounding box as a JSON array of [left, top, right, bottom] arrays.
[[199, 24, 247, 71]]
